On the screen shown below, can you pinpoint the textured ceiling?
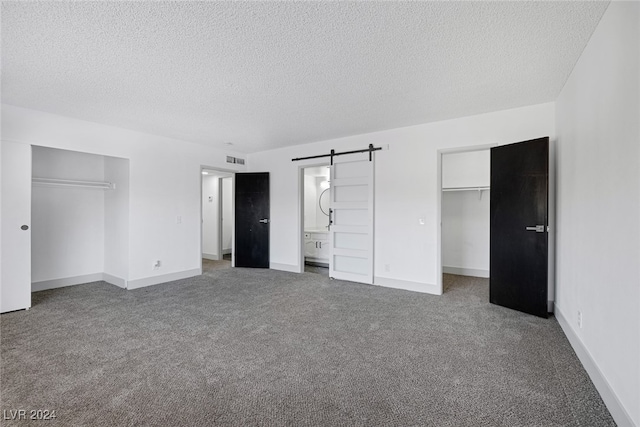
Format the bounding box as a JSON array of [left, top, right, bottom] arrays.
[[2, 1, 609, 153]]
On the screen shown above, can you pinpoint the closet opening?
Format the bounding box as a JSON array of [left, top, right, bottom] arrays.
[[301, 165, 331, 276], [31, 146, 130, 295], [201, 168, 233, 275], [439, 149, 491, 293]]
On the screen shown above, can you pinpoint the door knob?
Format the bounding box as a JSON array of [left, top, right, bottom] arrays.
[[21, 225, 29, 230], [525, 225, 544, 232], [259, 218, 269, 224]]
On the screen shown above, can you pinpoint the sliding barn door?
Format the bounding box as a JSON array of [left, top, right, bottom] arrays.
[[1, 141, 32, 313], [490, 137, 549, 318], [329, 153, 374, 284]]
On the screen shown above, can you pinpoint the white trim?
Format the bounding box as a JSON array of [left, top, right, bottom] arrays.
[[222, 248, 232, 255], [374, 276, 441, 295], [103, 273, 127, 289], [270, 262, 301, 273], [127, 268, 201, 290], [555, 307, 636, 427], [442, 266, 490, 278], [202, 253, 221, 261], [32, 273, 105, 292]]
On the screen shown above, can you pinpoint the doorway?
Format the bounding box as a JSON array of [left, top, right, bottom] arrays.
[[302, 165, 331, 275], [440, 149, 491, 292], [201, 168, 233, 274]]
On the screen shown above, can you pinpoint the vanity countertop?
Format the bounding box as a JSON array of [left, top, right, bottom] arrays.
[[305, 228, 328, 234]]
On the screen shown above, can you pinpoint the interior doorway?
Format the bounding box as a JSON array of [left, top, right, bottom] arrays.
[[301, 165, 331, 275], [440, 148, 491, 293], [201, 168, 233, 275]]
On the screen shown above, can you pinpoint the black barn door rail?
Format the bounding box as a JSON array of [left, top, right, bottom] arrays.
[[292, 144, 382, 165]]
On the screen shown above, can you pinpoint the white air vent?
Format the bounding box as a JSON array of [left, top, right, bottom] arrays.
[[226, 156, 245, 165]]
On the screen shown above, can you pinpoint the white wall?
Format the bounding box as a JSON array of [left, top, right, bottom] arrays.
[[248, 102, 555, 291], [2, 105, 246, 288], [31, 147, 105, 283], [202, 175, 220, 259], [303, 174, 317, 230], [104, 156, 129, 286], [555, 2, 639, 426], [221, 177, 232, 253]]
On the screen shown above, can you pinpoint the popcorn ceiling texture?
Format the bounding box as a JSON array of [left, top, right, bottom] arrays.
[[1, 1, 609, 153]]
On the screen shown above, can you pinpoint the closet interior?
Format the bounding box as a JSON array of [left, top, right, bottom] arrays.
[[441, 150, 491, 282], [31, 146, 130, 291]]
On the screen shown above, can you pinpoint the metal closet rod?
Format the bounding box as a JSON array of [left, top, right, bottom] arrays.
[[291, 144, 382, 164], [32, 177, 115, 190]]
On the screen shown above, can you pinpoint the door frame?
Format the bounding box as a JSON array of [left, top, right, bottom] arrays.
[[298, 161, 331, 274], [199, 166, 236, 270], [436, 143, 496, 295]]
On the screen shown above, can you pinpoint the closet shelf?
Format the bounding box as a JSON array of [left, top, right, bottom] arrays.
[[33, 177, 115, 190]]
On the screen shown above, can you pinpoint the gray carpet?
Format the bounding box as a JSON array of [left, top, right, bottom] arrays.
[[1, 271, 614, 426]]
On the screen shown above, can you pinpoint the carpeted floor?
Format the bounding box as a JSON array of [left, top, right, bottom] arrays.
[[1, 271, 614, 426]]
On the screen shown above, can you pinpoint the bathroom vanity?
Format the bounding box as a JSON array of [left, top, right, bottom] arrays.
[[304, 230, 329, 266]]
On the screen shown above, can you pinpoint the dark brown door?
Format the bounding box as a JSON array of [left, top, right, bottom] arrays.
[[235, 172, 269, 268], [490, 137, 548, 318]]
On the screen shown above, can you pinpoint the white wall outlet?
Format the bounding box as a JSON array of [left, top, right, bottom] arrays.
[[577, 310, 583, 329], [153, 260, 161, 270], [208, 196, 213, 202], [176, 216, 182, 224]]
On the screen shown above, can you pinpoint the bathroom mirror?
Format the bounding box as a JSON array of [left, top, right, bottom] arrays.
[[319, 188, 330, 216]]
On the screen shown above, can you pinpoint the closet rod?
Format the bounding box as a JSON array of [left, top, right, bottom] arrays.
[[442, 186, 490, 192], [32, 177, 115, 190]]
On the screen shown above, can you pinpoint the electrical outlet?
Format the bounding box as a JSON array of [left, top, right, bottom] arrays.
[[577, 310, 583, 329], [176, 216, 182, 224], [153, 260, 161, 270]]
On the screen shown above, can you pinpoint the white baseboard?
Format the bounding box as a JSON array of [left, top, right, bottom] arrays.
[[32, 273, 105, 292], [270, 262, 301, 273], [555, 306, 635, 427], [374, 276, 441, 295], [127, 268, 201, 290], [442, 266, 490, 278], [202, 253, 220, 261], [103, 273, 127, 289]]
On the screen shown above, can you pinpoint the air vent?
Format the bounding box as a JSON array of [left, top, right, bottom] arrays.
[[226, 156, 245, 165]]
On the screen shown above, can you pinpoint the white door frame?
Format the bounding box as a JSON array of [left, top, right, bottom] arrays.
[[436, 144, 495, 294], [199, 166, 236, 270]]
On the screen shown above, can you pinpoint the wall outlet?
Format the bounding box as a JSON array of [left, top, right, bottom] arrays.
[[577, 310, 583, 329], [176, 216, 182, 224], [153, 260, 161, 270]]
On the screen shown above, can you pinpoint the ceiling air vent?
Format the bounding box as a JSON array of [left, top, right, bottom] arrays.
[[226, 156, 245, 165]]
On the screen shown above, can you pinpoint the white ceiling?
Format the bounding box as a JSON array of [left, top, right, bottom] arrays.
[[2, 1, 608, 154]]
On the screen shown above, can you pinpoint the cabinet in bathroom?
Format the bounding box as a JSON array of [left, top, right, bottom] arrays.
[[304, 232, 329, 265]]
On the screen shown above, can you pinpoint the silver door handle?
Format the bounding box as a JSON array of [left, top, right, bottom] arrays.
[[526, 225, 545, 232], [259, 218, 269, 224]]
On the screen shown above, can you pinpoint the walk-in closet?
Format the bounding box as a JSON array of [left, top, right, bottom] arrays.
[[441, 150, 490, 283]]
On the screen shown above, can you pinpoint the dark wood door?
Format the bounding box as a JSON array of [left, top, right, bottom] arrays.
[[490, 137, 549, 318], [235, 172, 270, 268]]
